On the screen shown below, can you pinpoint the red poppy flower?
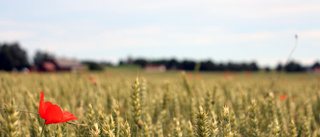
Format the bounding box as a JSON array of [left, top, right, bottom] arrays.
[[280, 95, 287, 100], [246, 72, 251, 78], [39, 91, 77, 125], [196, 74, 202, 79]]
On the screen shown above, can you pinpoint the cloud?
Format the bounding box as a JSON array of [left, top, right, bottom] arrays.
[[0, 20, 69, 36], [300, 29, 320, 38], [20, 26, 273, 58], [1, 0, 320, 65], [2, 17, 316, 51], [268, 3, 320, 15], [0, 20, 22, 26], [0, 31, 36, 41]]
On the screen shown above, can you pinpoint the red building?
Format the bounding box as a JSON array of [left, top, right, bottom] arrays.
[[144, 64, 166, 72], [39, 58, 83, 72]]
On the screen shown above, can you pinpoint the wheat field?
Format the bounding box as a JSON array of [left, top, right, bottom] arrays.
[[0, 69, 320, 137]]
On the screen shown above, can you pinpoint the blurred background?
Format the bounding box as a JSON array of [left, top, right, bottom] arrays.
[[0, 0, 319, 72]]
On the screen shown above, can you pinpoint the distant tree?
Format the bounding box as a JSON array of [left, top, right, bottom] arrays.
[[151, 59, 167, 66], [311, 61, 320, 69], [82, 61, 104, 71], [117, 57, 263, 71], [119, 60, 125, 65], [248, 62, 259, 71], [285, 61, 304, 72], [33, 51, 54, 67], [133, 58, 148, 67], [227, 62, 240, 71], [167, 58, 179, 69], [200, 60, 216, 71], [0, 42, 30, 71], [265, 66, 271, 72], [180, 60, 196, 70], [276, 63, 283, 72], [217, 63, 226, 71], [100, 61, 113, 66], [240, 63, 248, 71]]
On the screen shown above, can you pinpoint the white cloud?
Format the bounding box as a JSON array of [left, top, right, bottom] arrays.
[[268, 4, 320, 15], [0, 19, 69, 36], [0, 20, 22, 26], [0, 31, 36, 41], [1, 0, 320, 65], [300, 29, 320, 38]]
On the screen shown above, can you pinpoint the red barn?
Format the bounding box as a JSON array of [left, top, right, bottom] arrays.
[[52, 58, 83, 71], [144, 64, 166, 72], [40, 62, 56, 71], [39, 58, 83, 72]]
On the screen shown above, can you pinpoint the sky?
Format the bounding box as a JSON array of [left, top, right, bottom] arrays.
[[0, 0, 319, 67]]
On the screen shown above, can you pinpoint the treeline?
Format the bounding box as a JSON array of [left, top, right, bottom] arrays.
[[120, 58, 320, 72], [276, 61, 320, 72], [0, 42, 60, 71], [121, 58, 259, 71], [0, 42, 108, 71], [0, 42, 30, 71], [1, 42, 319, 72], [81, 60, 112, 71]]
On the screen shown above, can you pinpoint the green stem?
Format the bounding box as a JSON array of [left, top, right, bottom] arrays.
[[40, 121, 46, 137]]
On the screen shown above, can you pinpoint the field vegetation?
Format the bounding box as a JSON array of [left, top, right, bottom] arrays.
[[0, 68, 320, 137]]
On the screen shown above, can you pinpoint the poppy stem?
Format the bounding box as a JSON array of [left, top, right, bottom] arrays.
[[40, 121, 46, 137]]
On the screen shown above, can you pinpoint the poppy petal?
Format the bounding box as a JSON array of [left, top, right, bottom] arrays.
[[39, 91, 54, 119], [39, 91, 45, 118], [45, 120, 53, 125], [44, 105, 63, 125], [58, 111, 77, 123], [44, 102, 53, 111]]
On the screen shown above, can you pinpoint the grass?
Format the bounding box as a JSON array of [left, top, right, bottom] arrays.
[[0, 69, 320, 136]]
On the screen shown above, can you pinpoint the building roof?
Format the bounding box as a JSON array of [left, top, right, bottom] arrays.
[[144, 64, 166, 72], [53, 58, 82, 68]]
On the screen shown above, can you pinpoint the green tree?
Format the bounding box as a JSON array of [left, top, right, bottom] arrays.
[[82, 61, 104, 71], [33, 50, 54, 67], [0, 42, 30, 71]]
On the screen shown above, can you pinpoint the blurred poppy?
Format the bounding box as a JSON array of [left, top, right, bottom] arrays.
[[224, 75, 229, 80], [106, 72, 111, 77], [196, 74, 202, 79], [39, 91, 77, 125], [87, 74, 96, 85], [91, 78, 97, 85], [280, 95, 287, 100], [246, 72, 251, 78]]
